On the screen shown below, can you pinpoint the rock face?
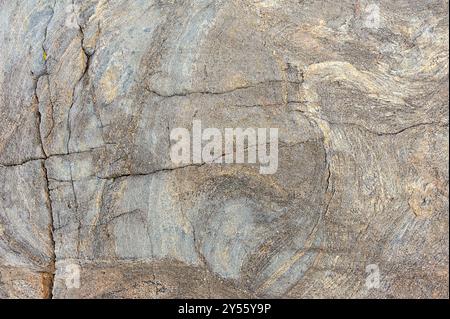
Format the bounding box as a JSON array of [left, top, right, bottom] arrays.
[[0, 0, 448, 299]]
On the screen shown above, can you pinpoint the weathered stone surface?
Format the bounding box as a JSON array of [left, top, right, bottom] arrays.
[[0, 0, 448, 298], [0, 161, 54, 298]]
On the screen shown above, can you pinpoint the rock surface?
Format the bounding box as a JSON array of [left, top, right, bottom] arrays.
[[0, 0, 448, 298]]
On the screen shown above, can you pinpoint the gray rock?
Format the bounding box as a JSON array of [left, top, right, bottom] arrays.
[[0, 0, 448, 298]]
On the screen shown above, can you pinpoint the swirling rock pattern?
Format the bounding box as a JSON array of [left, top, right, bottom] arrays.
[[0, 0, 448, 298]]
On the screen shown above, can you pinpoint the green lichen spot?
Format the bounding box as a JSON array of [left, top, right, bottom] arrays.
[[43, 50, 47, 61]]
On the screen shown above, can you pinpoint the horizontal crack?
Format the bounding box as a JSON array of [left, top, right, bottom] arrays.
[[95, 141, 309, 181], [144, 79, 302, 99], [0, 147, 108, 168], [96, 162, 206, 181], [292, 109, 448, 136], [328, 120, 448, 136]]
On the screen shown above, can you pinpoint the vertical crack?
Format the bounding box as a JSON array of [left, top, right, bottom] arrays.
[[66, 3, 91, 259], [40, 161, 56, 299], [44, 75, 56, 139], [323, 148, 335, 220], [34, 0, 56, 299], [69, 163, 81, 259]]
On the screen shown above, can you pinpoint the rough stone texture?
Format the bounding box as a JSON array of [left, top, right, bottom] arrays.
[[0, 0, 448, 298]]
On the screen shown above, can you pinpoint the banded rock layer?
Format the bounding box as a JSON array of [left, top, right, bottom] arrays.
[[0, 0, 448, 298]]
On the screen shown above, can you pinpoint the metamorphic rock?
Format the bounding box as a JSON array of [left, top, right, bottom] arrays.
[[0, 0, 448, 298]]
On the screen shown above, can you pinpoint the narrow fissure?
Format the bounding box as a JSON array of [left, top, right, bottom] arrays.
[[35, 0, 56, 299]]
